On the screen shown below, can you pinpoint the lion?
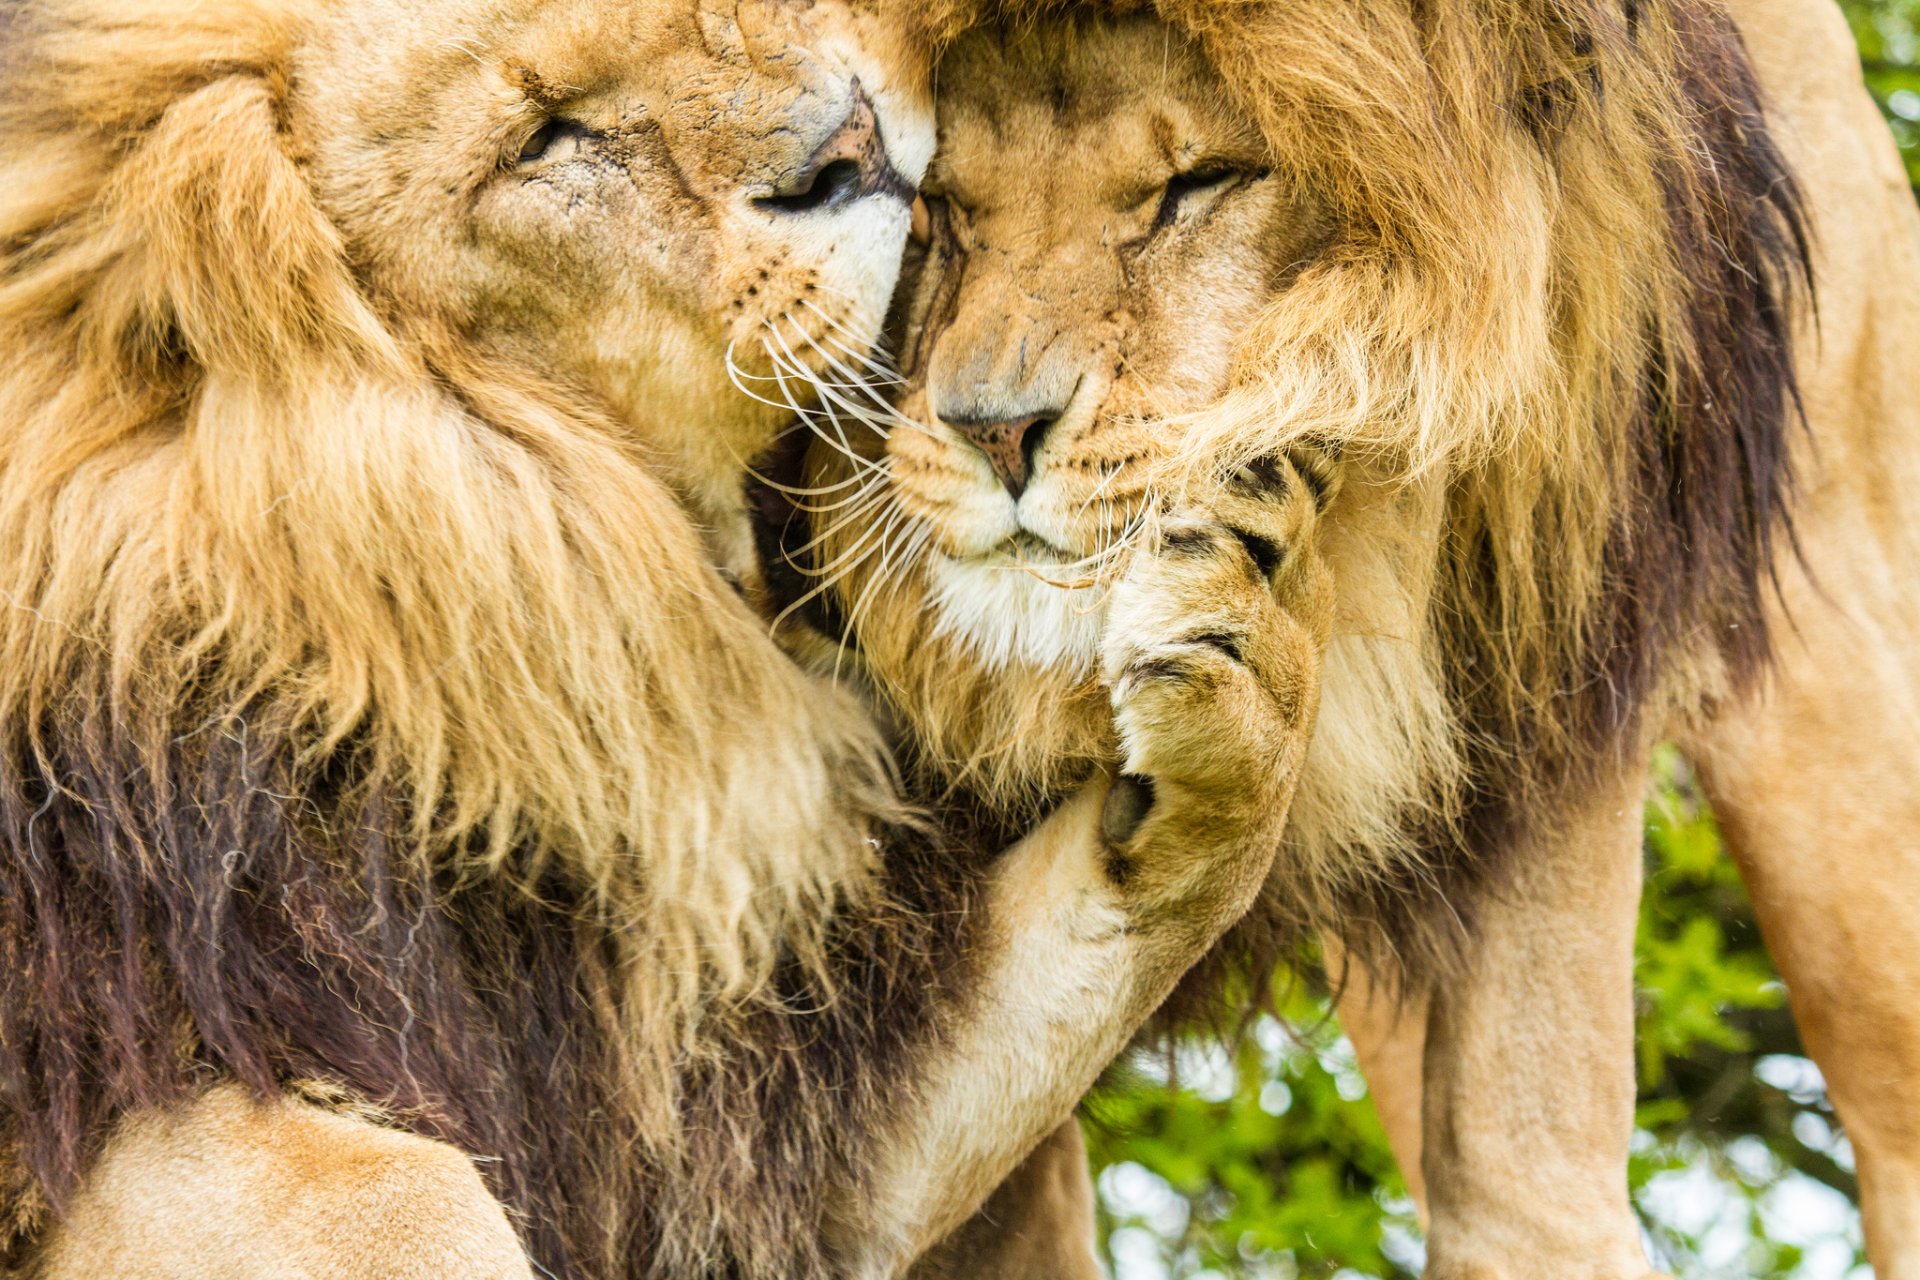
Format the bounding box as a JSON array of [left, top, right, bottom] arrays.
[[0, 0, 1341, 1276], [777, 0, 1920, 1276]]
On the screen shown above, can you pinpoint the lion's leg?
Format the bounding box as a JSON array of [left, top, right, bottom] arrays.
[[1418, 755, 1660, 1280], [32, 1085, 532, 1280], [1685, 632, 1920, 1279], [904, 1118, 1103, 1280], [1324, 940, 1430, 1218], [835, 455, 1333, 1276], [1704, 0, 1920, 1266]]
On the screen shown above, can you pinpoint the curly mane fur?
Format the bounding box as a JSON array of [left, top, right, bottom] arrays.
[[0, 2, 982, 1275], [884, 0, 1809, 989]]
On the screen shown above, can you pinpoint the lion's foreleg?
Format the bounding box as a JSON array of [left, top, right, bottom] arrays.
[[1324, 939, 1430, 1219], [1417, 754, 1664, 1280], [903, 1117, 1103, 1280], [834, 457, 1332, 1277]]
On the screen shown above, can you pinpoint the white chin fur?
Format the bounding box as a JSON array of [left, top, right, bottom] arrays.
[[925, 552, 1104, 675]]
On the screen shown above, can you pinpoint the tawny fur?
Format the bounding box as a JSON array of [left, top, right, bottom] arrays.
[[812, 0, 1805, 979], [0, 4, 1355, 1277]]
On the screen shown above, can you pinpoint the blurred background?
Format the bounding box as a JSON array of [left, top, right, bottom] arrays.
[[1085, 5, 1920, 1275]]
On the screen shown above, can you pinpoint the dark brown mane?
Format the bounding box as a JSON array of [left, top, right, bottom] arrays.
[[1156, 0, 1812, 1018], [0, 662, 987, 1278], [1406, 0, 1806, 960]]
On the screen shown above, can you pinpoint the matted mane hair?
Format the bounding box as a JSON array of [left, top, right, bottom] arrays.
[[904, 0, 1808, 984], [0, 2, 981, 1275]]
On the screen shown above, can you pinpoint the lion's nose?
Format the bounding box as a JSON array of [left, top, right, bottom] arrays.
[[756, 80, 913, 214], [945, 412, 1057, 499]]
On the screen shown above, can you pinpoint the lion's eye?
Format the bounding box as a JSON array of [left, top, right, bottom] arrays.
[[1153, 165, 1250, 228], [515, 118, 589, 170]]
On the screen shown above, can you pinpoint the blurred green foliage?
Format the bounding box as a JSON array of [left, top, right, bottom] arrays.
[[1087, 750, 1862, 1279], [1084, 11, 1916, 1273], [1842, 0, 1920, 186]]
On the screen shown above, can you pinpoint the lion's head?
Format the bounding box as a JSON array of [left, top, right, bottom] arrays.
[[0, 0, 949, 1265], [285, 0, 935, 552], [890, 17, 1328, 671], [797, 0, 1806, 973], [0, 0, 934, 982]]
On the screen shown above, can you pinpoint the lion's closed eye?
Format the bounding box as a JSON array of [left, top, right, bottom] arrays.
[[1153, 164, 1265, 228], [514, 118, 593, 171]]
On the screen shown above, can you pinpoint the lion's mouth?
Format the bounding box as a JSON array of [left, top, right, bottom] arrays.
[[926, 530, 1108, 598], [1000, 530, 1075, 562]]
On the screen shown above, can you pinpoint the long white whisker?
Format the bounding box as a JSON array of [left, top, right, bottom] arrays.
[[799, 299, 906, 381], [770, 498, 904, 636], [1073, 461, 1128, 521], [789, 470, 899, 517], [762, 327, 875, 467], [793, 322, 943, 443], [768, 311, 929, 435], [835, 507, 923, 677], [758, 331, 890, 481], [787, 483, 900, 557], [726, 341, 819, 416], [765, 319, 899, 444]]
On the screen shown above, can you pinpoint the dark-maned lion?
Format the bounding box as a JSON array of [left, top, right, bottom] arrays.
[[780, 0, 1920, 1275]]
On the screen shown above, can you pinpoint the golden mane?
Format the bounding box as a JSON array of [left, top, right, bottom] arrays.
[[0, 0, 894, 1008], [863, 0, 1807, 977]]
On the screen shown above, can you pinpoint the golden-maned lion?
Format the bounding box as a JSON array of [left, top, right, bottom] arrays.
[[780, 0, 1920, 1276], [0, 0, 1340, 1276]]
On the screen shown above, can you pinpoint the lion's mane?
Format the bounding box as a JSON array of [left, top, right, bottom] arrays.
[[0, 3, 981, 1276], [899, 0, 1807, 990]]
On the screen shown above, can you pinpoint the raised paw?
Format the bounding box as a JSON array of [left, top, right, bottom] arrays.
[[1096, 447, 1337, 870]]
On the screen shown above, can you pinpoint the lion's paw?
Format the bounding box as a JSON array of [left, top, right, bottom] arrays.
[[1098, 448, 1335, 852]]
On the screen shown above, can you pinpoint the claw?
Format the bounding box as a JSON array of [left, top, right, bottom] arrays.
[[1101, 774, 1156, 849], [1225, 454, 1289, 494]]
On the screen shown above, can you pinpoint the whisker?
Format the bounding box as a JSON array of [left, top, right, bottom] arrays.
[[771, 498, 903, 637], [786, 483, 899, 558], [836, 507, 923, 678], [762, 327, 873, 465], [772, 313, 940, 445], [726, 341, 818, 416], [799, 299, 906, 381], [768, 319, 905, 442], [758, 332, 889, 481]]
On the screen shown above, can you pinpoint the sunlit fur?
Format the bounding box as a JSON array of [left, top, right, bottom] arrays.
[[0, 0, 966, 1271], [796, 0, 1806, 974]]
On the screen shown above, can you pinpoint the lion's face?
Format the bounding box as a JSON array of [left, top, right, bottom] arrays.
[[872, 16, 1325, 672], [292, 0, 933, 523], [0, 0, 947, 1094]]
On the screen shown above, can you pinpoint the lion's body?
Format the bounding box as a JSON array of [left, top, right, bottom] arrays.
[[9, 0, 1916, 1274], [0, 1, 964, 1272], [792, 0, 1920, 1276], [0, 4, 1348, 1275], [829, 0, 1807, 971]]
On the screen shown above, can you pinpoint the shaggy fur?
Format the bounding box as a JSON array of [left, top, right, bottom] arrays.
[[0, 0, 999, 1275], [812, 0, 1809, 986]]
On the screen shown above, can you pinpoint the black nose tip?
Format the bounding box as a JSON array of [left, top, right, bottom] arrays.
[[756, 79, 914, 214], [946, 412, 1056, 499]]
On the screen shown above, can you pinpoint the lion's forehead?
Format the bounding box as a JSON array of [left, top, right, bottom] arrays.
[[936, 21, 1252, 174], [298, 0, 852, 145]]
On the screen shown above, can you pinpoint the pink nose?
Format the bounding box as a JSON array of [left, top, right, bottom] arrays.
[[947, 413, 1055, 499]]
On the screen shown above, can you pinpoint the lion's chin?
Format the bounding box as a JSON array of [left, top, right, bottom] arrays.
[[924, 542, 1105, 675]]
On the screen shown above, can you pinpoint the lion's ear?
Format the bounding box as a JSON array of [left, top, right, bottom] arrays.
[[88, 74, 385, 380]]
